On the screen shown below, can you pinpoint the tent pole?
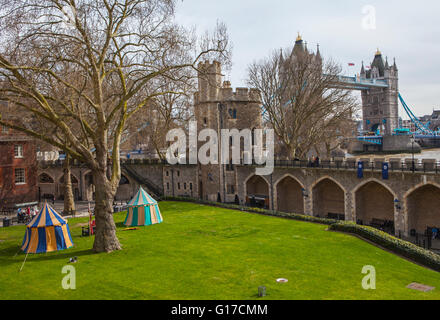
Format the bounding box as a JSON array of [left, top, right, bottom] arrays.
[[19, 252, 29, 272]]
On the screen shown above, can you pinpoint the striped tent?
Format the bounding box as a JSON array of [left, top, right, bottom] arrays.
[[124, 187, 163, 227], [21, 202, 74, 254]]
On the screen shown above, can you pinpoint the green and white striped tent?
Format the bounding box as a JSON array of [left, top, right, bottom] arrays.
[[124, 187, 163, 227]]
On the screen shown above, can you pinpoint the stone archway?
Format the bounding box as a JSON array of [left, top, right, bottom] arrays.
[[354, 180, 395, 232], [83, 171, 95, 201], [58, 174, 79, 201], [312, 177, 345, 219], [245, 175, 270, 209], [115, 175, 134, 201], [276, 175, 304, 214], [406, 184, 440, 235], [38, 172, 55, 201]]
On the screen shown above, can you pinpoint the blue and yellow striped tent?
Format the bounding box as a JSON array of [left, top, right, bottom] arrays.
[[21, 202, 74, 254], [124, 187, 163, 227]]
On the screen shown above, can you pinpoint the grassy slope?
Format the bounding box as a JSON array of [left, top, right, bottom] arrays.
[[0, 201, 439, 300]]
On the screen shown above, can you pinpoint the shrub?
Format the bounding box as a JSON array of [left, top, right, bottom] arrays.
[[330, 221, 440, 272]]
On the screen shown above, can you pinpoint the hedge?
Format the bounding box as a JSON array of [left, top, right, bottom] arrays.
[[160, 196, 440, 272], [329, 221, 440, 272]]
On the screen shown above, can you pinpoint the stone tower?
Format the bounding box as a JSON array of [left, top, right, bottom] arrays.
[[194, 61, 262, 202], [360, 49, 399, 135]]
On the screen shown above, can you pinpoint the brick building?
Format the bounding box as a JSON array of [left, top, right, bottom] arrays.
[[0, 124, 38, 210]]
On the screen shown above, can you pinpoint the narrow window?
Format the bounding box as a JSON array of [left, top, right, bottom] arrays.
[[15, 168, 26, 185], [14, 145, 23, 158]]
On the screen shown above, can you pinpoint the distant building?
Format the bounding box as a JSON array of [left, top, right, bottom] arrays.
[[401, 110, 440, 133], [0, 123, 38, 210], [399, 119, 417, 132], [360, 50, 399, 135]]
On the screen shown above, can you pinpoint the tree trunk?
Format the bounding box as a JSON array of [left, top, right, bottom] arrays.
[[63, 154, 75, 215], [92, 168, 121, 253]]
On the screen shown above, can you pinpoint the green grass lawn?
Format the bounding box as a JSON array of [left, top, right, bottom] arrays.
[[0, 201, 439, 300]]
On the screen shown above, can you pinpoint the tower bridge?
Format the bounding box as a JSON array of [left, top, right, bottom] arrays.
[[328, 75, 389, 91]]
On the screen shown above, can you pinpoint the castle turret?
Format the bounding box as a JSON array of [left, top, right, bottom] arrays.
[[393, 57, 398, 73], [315, 44, 322, 63], [194, 61, 262, 203], [360, 61, 366, 77], [196, 60, 222, 103]]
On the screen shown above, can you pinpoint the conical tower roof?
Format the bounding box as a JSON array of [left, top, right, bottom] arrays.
[[371, 48, 385, 77], [292, 32, 305, 56]]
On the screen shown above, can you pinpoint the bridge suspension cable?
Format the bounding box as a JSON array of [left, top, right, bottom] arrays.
[[398, 93, 438, 135]]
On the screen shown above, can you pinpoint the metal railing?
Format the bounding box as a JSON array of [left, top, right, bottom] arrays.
[[38, 158, 440, 173], [121, 163, 164, 198], [240, 159, 440, 174], [396, 230, 438, 251]]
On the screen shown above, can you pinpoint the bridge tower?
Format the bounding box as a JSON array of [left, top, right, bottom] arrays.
[[360, 49, 399, 135]]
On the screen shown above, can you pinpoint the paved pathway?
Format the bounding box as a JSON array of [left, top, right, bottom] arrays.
[[0, 201, 108, 227]]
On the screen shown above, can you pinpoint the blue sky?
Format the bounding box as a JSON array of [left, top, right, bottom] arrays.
[[175, 0, 440, 119]]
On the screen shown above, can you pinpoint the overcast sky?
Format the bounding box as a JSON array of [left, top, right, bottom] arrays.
[[175, 0, 440, 119]]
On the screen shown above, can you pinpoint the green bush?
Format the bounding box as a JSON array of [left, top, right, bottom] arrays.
[[330, 221, 440, 272]]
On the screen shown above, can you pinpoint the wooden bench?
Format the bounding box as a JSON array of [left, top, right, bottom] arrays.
[[370, 218, 387, 229], [327, 213, 345, 221]]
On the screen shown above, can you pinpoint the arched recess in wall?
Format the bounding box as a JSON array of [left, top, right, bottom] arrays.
[[311, 177, 345, 219], [58, 173, 80, 201], [244, 174, 270, 209], [405, 183, 440, 235], [59, 174, 79, 184], [38, 173, 54, 184], [83, 171, 95, 201], [354, 179, 395, 233], [275, 174, 304, 214], [115, 175, 134, 202]]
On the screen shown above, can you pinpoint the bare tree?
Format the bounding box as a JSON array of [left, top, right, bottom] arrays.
[[248, 47, 358, 159], [122, 81, 194, 159], [0, 0, 230, 252], [63, 152, 76, 214]]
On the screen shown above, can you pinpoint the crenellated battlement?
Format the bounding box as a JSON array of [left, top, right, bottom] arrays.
[[218, 86, 261, 103], [197, 60, 222, 73], [195, 61, 261, 104]]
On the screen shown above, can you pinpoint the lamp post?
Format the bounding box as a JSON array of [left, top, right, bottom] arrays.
[[411, 135, 415, 173], [302, 188, 309, 198], [394, 199, 401, 211], [393, 199, 401, 235]]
